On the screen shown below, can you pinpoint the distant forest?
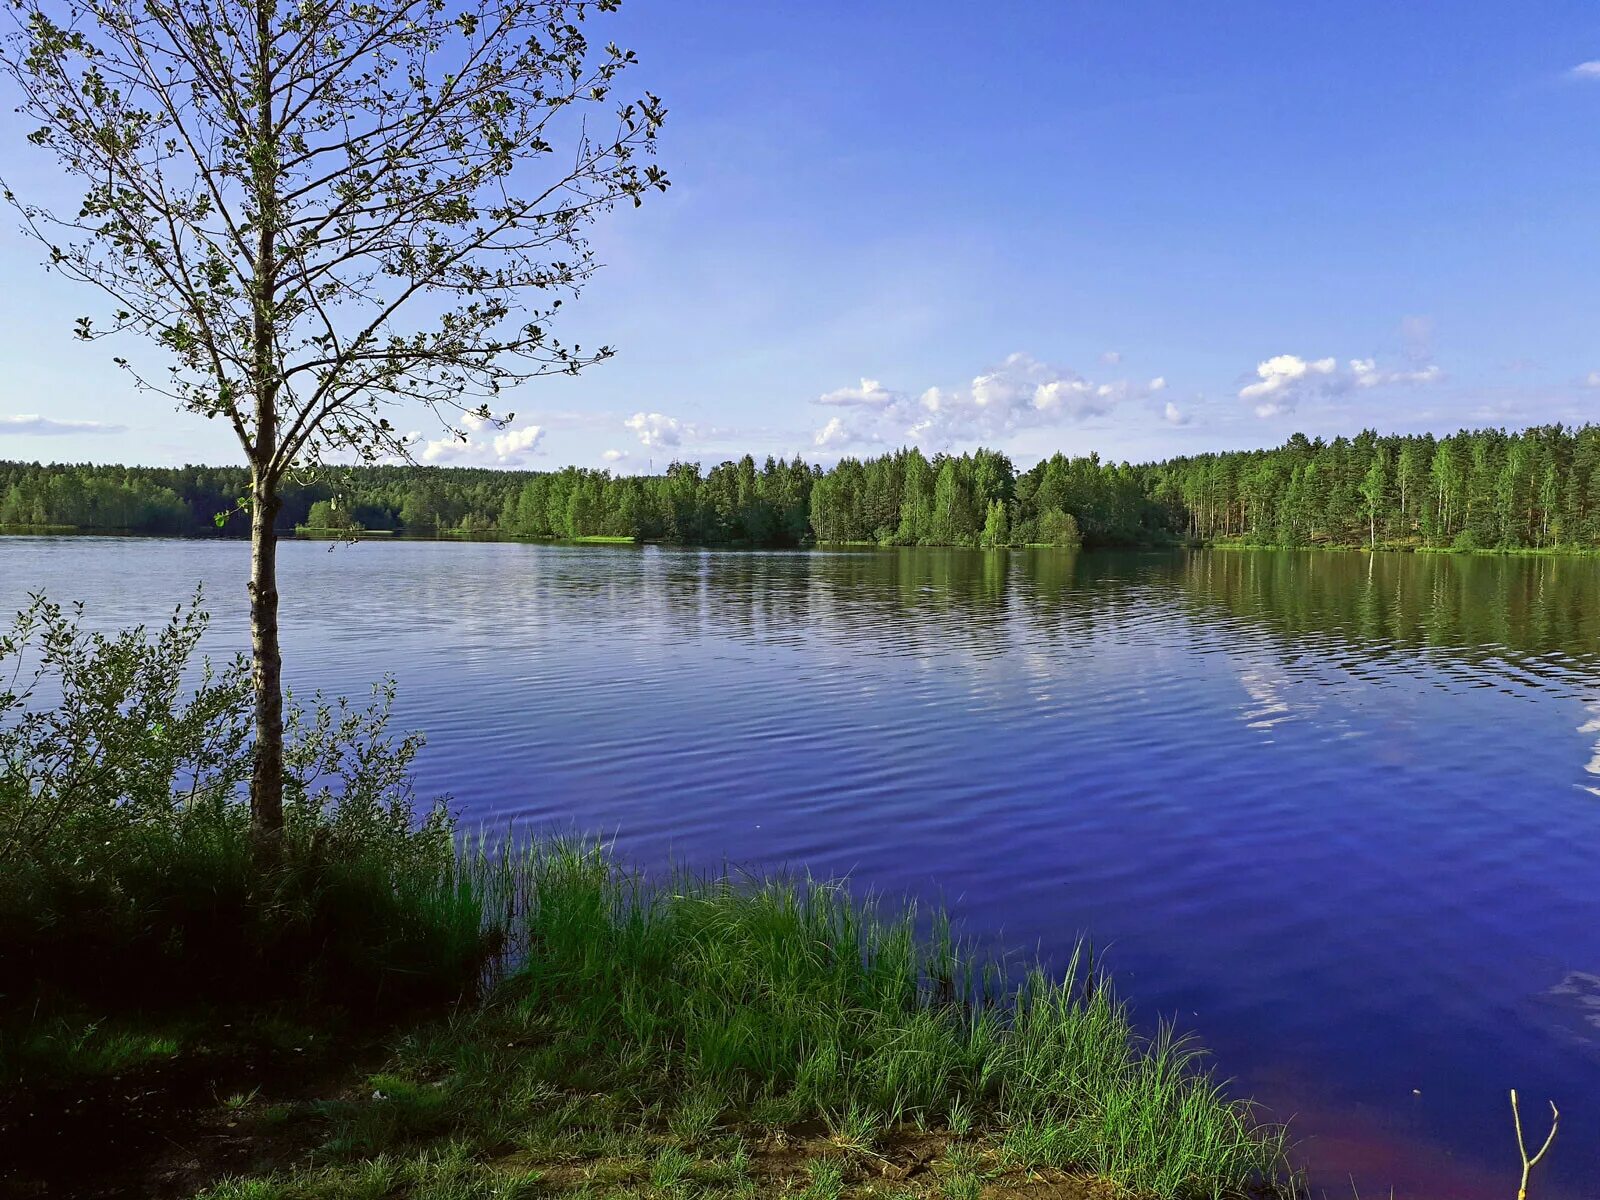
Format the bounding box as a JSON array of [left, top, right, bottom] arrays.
[[4, 423, 1600, 551]]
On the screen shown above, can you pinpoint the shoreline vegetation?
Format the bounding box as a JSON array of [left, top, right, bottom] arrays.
[[7, 422, 1600, 557], [1202, 536, 1600, 558], [13, 522, 1600, 562], [0, 599, 1296, 1199], [23, 520, 1600, 566]]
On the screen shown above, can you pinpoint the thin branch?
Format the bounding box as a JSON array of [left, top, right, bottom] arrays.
[[1510, 1089, 1559, 1200]]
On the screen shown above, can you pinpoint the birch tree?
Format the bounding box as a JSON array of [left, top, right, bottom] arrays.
[[1, 0, 666, 841]]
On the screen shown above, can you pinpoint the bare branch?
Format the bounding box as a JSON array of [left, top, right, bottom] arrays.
[[1510, 1089, 1559, 1200]]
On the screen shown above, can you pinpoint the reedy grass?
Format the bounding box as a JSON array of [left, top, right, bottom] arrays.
[[194, 839, 1290, 1200], [438, 838, 1292, 1200]]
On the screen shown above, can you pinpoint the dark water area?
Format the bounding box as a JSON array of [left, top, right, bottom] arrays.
[[3, 536, 1598, 1197]]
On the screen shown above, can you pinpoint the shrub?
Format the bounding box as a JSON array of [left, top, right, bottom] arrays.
[[0, 592, 252, 865], [0, 595, 486, 1018], [1036, 507, 1082, 547], [301, 499, 361, 532]]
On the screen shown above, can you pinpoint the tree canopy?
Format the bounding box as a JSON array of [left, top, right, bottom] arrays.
[[0, 0, 668, 838], [11, 422, 1600, 553]]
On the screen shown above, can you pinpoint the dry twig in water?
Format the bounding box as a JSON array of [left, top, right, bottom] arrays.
[[1510, 1089, 1559, 1200]]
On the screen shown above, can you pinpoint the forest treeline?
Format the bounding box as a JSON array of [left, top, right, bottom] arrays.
[[5, 423, 1600, 551], [1148, 424, 1600, 550]]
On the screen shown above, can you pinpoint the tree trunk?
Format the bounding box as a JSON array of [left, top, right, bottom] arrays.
[[249, 474, 285, 841], [248, 2, 282, 843]]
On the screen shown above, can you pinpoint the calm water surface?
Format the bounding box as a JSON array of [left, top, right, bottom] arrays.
[[3, 537, 1599, 1197]]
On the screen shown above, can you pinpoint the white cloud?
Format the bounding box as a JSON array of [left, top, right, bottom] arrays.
[[493, 425, 544, 459], [1350, 359, 1443, 388], [810, 352, 1169, 451], [1240, 355, 1338, 414], [1099, 350, 1122, 366], [1585, 371, 1600, 388], [1029, 377, 1096, 412], [602, 448, 629, 463], [1163, 402, 1190, 426], [814, 417, 852, 448], [1241, 352, 1442, 417], [0, 414, 125, 435], [1571, 61, 1600, 79], [817, 378, 899, 407], [1149, 376, 1167, 391], [625, 411, 691, 448], [420, 420, 545, 465], [979, 353, 1117, 420]]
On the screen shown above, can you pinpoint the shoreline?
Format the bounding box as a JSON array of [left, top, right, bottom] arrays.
[[1202, 537, 1600, 558], [11, 525, 1600, 561], [2, 837, 1295, 1200]]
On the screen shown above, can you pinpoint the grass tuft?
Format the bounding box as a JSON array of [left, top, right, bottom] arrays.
[[428, 838, 1293, 1199]]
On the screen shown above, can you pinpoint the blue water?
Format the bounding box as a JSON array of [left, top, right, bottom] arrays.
[[3, 536, 1598, 1197]]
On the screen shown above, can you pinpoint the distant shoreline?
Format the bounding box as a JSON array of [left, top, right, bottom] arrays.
[[8, 526, 1600, 560]]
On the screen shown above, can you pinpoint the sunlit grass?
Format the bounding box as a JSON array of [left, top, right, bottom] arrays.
[[0, 1014, 184, 1082], [188, 839, 1292, 1199], [492, 840, 1289, 1197], [3, 818, 1291, 1198]]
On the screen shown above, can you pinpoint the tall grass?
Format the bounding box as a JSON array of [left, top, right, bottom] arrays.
[[0, 794, 494, 1016], [456, 840, 1292, 1199]]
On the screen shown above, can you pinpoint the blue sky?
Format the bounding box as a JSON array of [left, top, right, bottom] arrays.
[[2, 0, 1599, 470]]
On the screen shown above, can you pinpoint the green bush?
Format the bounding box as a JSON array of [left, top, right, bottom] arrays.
[[300, 499, 361, 531], [1036, 507, 1082, 547], [0, 595, 487, 1018]]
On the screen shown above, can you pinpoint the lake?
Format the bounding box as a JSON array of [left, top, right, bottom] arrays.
[[2, 536, 1597, 1197]]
